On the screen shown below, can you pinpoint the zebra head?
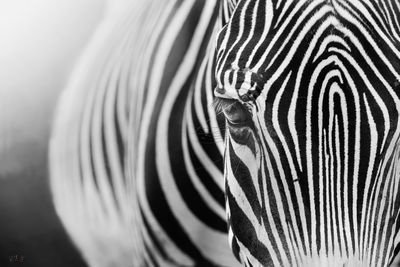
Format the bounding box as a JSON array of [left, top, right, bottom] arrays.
[[214, 0, 400, 266]]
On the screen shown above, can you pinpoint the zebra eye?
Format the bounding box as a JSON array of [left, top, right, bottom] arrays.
[[215, 98, 250, 126]]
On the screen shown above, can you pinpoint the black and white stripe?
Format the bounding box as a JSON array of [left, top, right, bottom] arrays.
[[49, 0, 400, 266], [50, 0, 240, 266], [215, 0, 400, 266]]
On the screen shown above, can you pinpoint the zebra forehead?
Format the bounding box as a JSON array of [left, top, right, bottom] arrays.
[[214, 0, 400, 102]]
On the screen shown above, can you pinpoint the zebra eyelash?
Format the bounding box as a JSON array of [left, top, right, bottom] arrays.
[[212, 97, 238, 115], [212, 97, 225, 114]]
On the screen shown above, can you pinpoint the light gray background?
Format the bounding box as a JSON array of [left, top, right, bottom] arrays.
[[0, 1, 104, 265]]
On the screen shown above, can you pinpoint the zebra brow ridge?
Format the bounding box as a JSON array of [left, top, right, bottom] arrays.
[[214, 67, 265, 103]]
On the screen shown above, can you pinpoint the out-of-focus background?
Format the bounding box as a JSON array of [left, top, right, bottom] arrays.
[[0, 1, 104, 266]]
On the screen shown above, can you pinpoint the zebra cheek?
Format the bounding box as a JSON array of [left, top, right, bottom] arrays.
[[224, 141, 265, 264], [224, 130, 262, 220]]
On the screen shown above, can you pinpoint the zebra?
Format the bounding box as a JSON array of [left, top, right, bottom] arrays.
[[215, 0, 400, 266], [50, 1, 238, 266], [49, 0, 400, 266]]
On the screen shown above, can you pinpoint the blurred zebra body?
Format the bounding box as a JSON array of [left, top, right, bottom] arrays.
[[49, 0, 400, 266], [50, 0, 238, 266]]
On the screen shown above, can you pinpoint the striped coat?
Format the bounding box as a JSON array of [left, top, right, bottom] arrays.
[[49, 0, 400, 266]]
